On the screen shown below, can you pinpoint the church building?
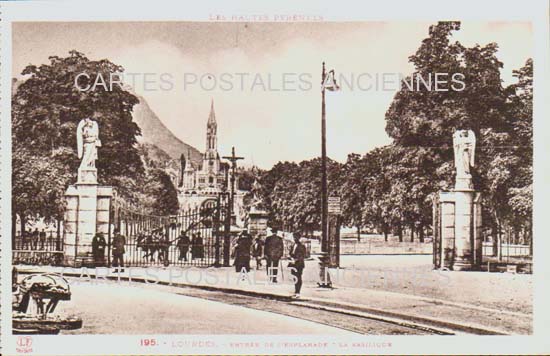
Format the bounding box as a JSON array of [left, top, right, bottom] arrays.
[[177, 100, 245, 223]]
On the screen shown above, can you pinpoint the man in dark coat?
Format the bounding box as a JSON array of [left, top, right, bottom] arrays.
[[177, 231, 191, 261], [234, 232, 253, 273], [92, 232, 107, 266], [39, 229, 47, 250], [289, 231, 307, 298], [191, 232, 204, 260], [112, 228, 126, 271], [31, 228, 39, 250], [264, 227, 284, 283]]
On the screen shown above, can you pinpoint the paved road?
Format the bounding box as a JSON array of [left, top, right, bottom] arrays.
[[54, 280, 426, 335], [54, 280, 358, 335]]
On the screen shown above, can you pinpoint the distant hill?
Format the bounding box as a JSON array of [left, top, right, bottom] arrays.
[[12, 77, 202, 168], [137, 143, 181, 184], [132, 95, 203, 167]]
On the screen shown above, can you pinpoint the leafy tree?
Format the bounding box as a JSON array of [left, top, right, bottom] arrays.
[[12, 51, 144, 224], [258, 158, 341, 233], [145, 169, 180, 216], [383, 21, 531, 247], [338, 153, 369, 239]]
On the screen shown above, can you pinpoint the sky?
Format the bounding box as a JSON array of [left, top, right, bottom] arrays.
[[12, 21, 532, 168]]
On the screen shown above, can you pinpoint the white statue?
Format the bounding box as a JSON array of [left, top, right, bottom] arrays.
[[76, 118, 101, 169], [453, 129, 476, 179]]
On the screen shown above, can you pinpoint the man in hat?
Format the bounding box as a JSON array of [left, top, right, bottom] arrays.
[[176, 230, 191, 261], [289, 231, 307, 298], [264, 227, 284, 283], [233, 231, 253, 273], [112, 227, 126, 272]]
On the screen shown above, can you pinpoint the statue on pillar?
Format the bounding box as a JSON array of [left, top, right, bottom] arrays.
[[76, 117, 101, 169], [249, 179, 267, 211], [453, 129, 476, 189]]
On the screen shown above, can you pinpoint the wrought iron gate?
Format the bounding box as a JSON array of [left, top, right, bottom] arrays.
[[110, 193, 231, 267]]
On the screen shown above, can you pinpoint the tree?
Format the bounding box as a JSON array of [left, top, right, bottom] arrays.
[[12, 51, 144, 223], [383, 21, 528, 245], [338, 154, 369, 239], [258, 158, 341, 233], [145, 169, 180, 216]]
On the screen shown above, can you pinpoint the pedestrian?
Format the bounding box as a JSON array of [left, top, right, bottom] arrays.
[[91, 232, 107, 266], [31, 228, 39, 250], [264, 227, 284, 283], [21, 229, 30, 250], [191, 232, 204, 260], [233, 231, 253, 273], [177, 230, 191, 261], [111, 228, 126, 272], [39, 229, 47, 250], [251, 235, 264, 269], [159, 232, 170, 266], [289, 231, 307, 298]]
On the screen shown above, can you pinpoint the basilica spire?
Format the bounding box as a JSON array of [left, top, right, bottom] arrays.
[[206, 98, 217, 152], [208, 98, 216, 126]]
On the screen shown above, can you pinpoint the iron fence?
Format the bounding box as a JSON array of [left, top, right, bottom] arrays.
[[111, 194, 231, 267], [12, 231, 64, 266]]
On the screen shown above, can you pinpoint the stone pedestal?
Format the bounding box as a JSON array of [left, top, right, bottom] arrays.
[[435, 190, 482, 271], [64, 170, 112, 266], [455, 176, 473, 190], [248, 206, 269, 239], [78, 167, 98, 185]]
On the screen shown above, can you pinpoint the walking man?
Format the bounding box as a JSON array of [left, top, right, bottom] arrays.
[[264, 227, 284, 283], [233, 231, 253, 274], [251, 235, 264, 269], [112, 228, 126, 272], [289, 231, 307, 298]]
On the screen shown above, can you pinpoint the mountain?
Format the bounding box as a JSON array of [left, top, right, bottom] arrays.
[[132, 95, 203, 167]]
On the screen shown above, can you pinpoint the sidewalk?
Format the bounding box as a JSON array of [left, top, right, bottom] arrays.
[[16, 255, 532, 335]]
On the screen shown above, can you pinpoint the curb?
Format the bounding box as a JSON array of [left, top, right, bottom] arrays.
[[18, 268, 512, 335], [296, 298, 509, 335]]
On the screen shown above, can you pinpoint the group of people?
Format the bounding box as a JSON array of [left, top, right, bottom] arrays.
[[176, 231, 205, 261], [20, 228, 48, 250], [91, 228, 126, 271], [136, 229, 204, 264], [232, 227, 307, 298], [90, 226, 308, 297]]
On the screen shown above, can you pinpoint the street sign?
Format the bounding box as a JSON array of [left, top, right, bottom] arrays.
[[328, 197, 341, 214]]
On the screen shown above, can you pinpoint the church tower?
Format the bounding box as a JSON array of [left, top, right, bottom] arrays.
[[206, 99, 217, 157], [201, 99, 220, 188]]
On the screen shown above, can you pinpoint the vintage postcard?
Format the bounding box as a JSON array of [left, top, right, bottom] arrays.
[[1, 0, 549, 355]]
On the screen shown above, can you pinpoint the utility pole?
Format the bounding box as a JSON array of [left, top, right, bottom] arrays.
[[319, 62, 331, 288]]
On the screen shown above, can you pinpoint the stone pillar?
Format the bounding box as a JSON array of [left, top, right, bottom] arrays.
[[435, 190, 482, 271], [438, 192, 456, 270], [64, 166, 112, 266], [453, 189, 474, 270], [248, 207, 269, 240]]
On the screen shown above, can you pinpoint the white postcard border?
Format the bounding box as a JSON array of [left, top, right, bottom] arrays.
[[1, 0, 549, 355]]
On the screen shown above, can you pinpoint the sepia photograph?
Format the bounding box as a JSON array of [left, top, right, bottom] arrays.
[[1, 1, 547, 355]]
